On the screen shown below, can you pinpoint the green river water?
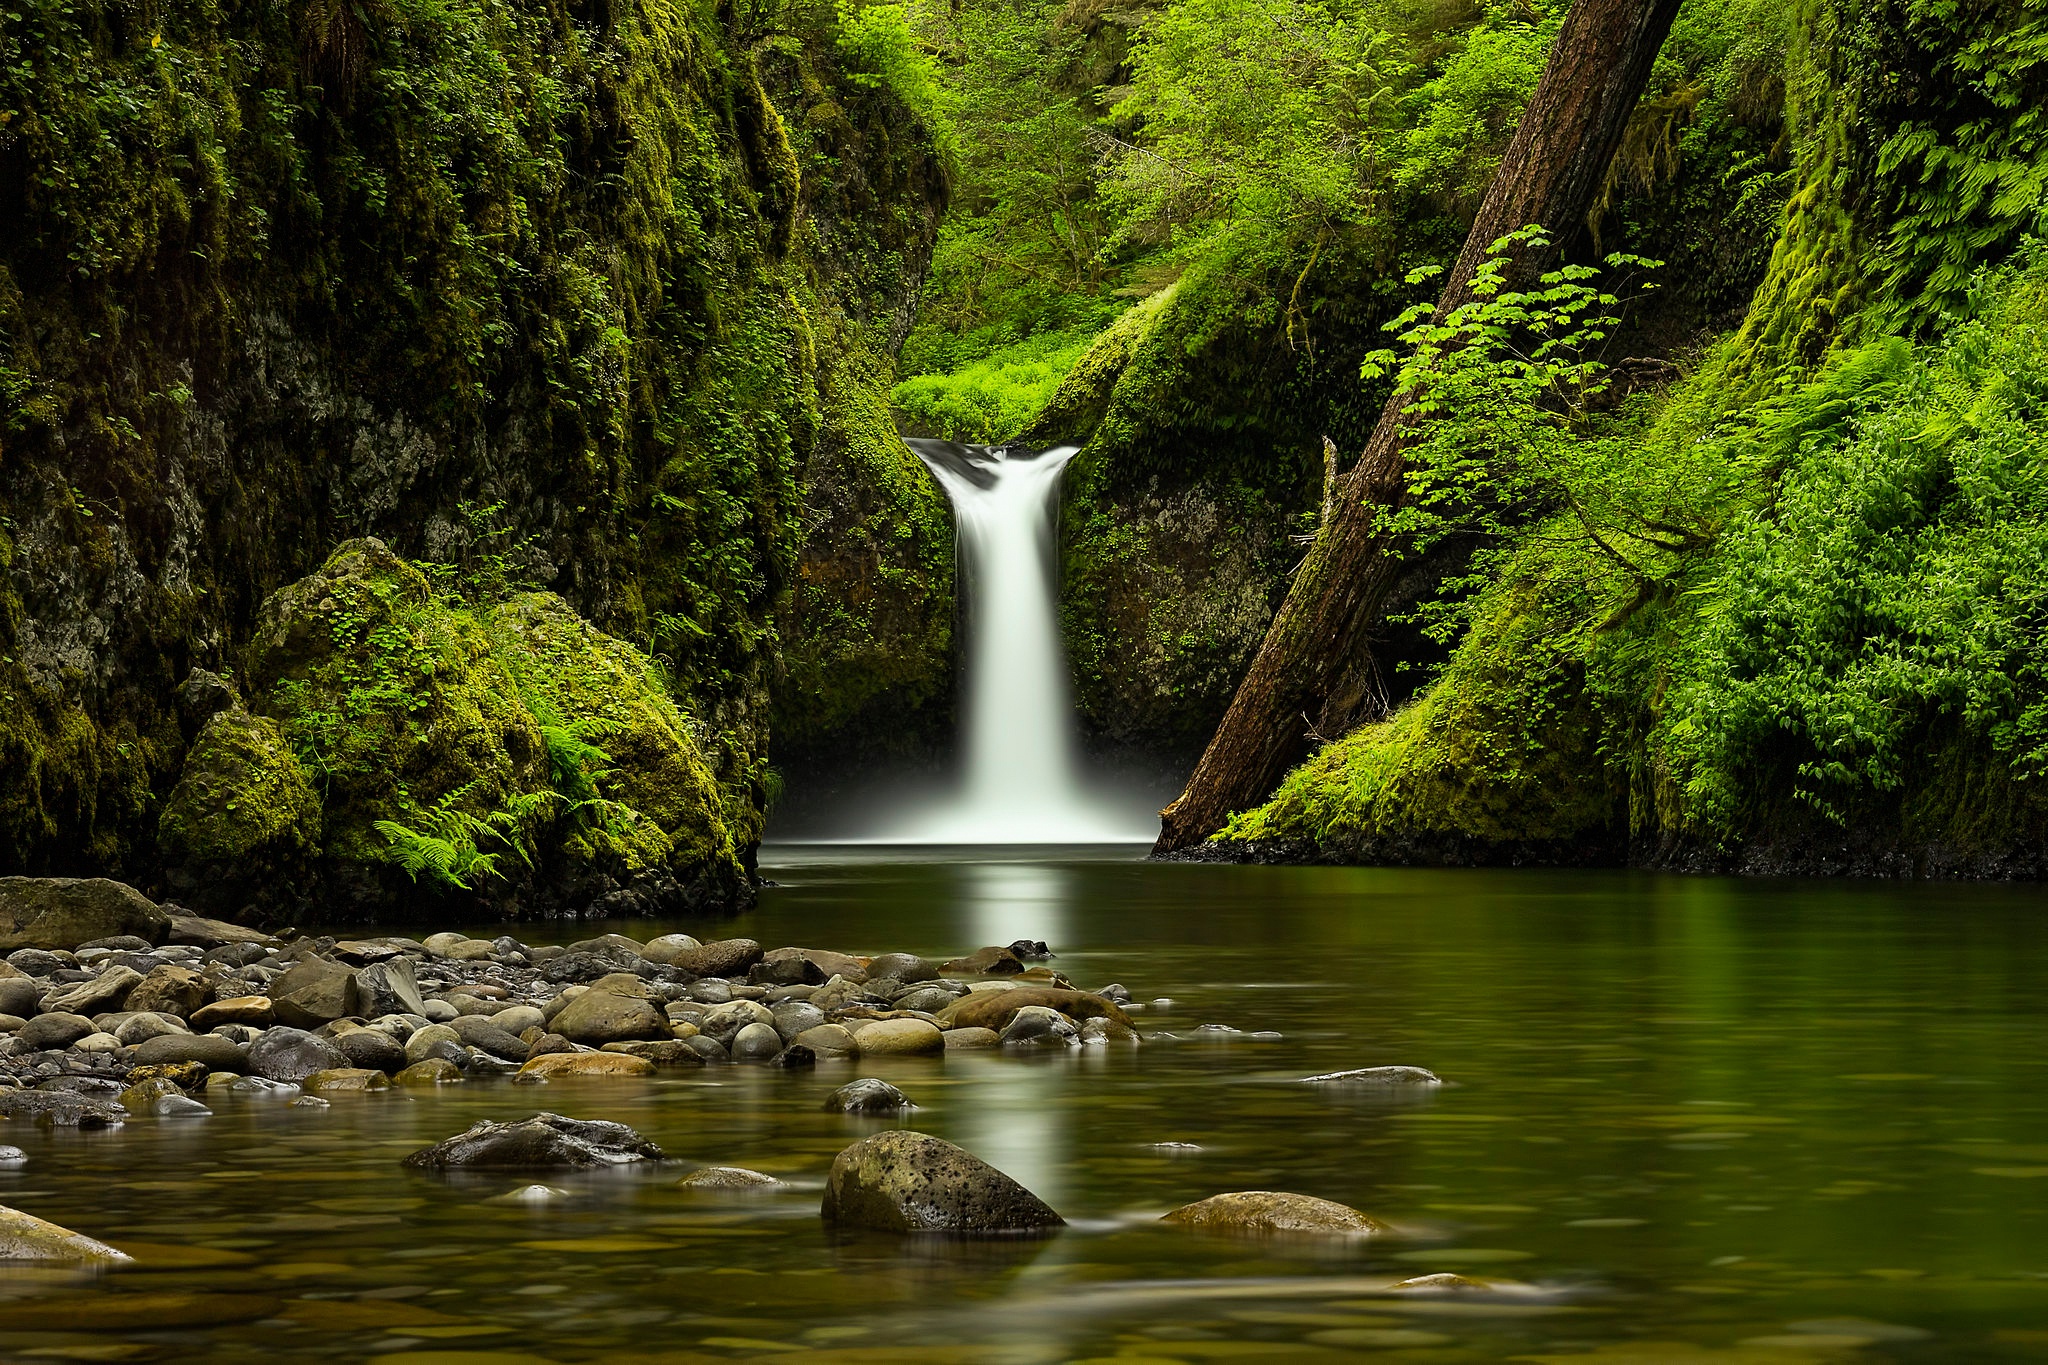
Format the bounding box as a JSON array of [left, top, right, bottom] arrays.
[[3, 850, 2047, 1363]]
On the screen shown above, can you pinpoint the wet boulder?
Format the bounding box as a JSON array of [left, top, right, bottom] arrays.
[[749, 949, 825, 987], [267, 956, 359, 1029], [519, 1051, 656, 1078], [672, 938, 763, 979], [770, 999, 827, 1042], [730, 1022, 784, 1062], [0, 1204, 130, 1261], [126, 964, 209, 1018], [1161, 1191, 1389, 1236], [403, 1113, 663, 1169], [41, 965, 143, 1016], [247, 1027, 350, 1083], [334, 1028, 406, 1073], [679, 1166, 780, 1190], [1300, 1066, 1443, 1086], [0, 1090, 124, 1127], [852, 1018, 944, 1056], [550, 976, 666, 1045], [935, 987, 1136, 1033], [821, 1130, 1064, 1233], [999, 1005, 1078, 1047], [0, 878, 170, 952], [822, 1078, 915, 1114], [939, 946, 1025, 976], [130, 1032, 248, 1071], [354, 959, 428, 1019]]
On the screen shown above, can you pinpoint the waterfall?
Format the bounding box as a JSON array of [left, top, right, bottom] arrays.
[[877, 440, 1152, 844]]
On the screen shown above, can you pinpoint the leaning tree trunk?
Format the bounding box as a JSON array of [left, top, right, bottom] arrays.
[[1153, 0, 1687, 854]]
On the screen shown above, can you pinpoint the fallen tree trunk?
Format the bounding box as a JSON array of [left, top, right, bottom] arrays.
[[1154, 0, 1688, 854]]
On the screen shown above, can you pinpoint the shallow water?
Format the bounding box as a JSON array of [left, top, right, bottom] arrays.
[[6, 852, 2048, 1364]]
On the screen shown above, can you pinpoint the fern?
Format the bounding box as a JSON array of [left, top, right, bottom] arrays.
[[374, 802, 508, 890]]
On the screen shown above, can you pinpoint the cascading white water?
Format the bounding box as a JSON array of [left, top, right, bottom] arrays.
[[876, 440, 1152, 844]]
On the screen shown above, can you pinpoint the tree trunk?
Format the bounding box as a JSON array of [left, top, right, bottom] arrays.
[[1154, 0, 1686, 854]]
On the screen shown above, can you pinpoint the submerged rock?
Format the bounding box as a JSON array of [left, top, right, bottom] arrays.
[[1161, 1191, 1389, 1236], [0, 1090, 124, 1128], [821, 1130, 1064, 1233], [404, 1113, 663, 1169], [999, 1005, 1077, 1047], [679, 1165, 781, 1190], [0, 1203, 131, 1261], [822, 1078, 915, 1114], [1300, 1066, 1443, 1086]]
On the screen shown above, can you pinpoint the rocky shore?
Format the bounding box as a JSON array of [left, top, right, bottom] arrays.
[[0, 875, 1143, 1121], [0, 873, 1455, 1260]]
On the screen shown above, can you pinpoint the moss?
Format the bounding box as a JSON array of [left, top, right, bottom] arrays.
[[161, 539, 754, 919], [485, 590, 741, 889], [0, 0, 945, 886], [156, 708, 321, 914]]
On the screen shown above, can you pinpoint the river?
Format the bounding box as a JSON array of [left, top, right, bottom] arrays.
[[4, 849, 2046, 1362]]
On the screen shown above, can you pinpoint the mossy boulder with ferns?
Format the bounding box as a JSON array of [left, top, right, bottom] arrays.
[[157, 707, 323, 916], [161, 539, 747, 922]]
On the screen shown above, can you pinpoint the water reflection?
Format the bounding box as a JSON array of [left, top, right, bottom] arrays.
[[960, 861, 1070, 951]]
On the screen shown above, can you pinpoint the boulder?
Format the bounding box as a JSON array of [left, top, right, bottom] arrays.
[[696, 999, 774, 1045], [192, 996, 276, 1029], [598, 1039, 705, 1066], [821, 1130, 1064, 1233], [853, 1018, 944, 1056], [518, 1051, 656, 1078], [334, 1029, 406, 1073], [942, 1027, 1000, 1050], [935, 988, 1136, 1033], [165, 913, 276, 948], [0, 1204, 130, 1261], [267, 956, 359, 1029], [939, 946, 1024, 976], [404, 1113, 662, 1169], [1161, 1192, 1389, 1236], [354, 960, 428, 1019], [156, 707, 322, 916], [0, 978, 37, 1017], [114, 1012, 188, 1047], [126, 965, 209, 1018], [822, 1078, 915, 1114], [748, 951, 824, 987], [672, 938, 762, 979], [0, 879, 170, 952], [640, 933, 701, 964], [865, 952, 936, 984], [448, 1015, 530, 1062], [793, 1024, 858, 1058], [999, 1006, 1077, 1047], [120, 1075, 188, 1114], [40, 965, 143, 1016], [770, 999, 827, 1042], [303, 1067, 390, 1093], [894, 985, 959, 1014], [394, 1058, 465, 1086], [247, 1027, 350, 1083], [1077, 1016, 1141, 1044], [491, 1005, 546, 1036], [0, 1090, 124, 1127], [730, 1022, 783, 1062], [130, 1032, 247, 1071], [679, 1166, 780, 1189], [550, 983, 666, 1045], [19, 1012, 95, 1050]]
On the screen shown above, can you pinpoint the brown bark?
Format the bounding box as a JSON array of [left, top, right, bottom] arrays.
[[1154, 0, 1686, 853]]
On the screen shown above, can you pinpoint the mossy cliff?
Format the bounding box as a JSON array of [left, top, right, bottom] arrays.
[[1217, 0, 2048, 876], [0, 0, 944, 904]]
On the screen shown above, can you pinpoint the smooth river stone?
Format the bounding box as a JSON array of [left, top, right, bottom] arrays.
[[518, 1051, 655, 1078], [821, 1130, 1063, 1233], [1162, 1191, 1390, 1236], [0, 1203, 130, 1261], [793, 1024, 858, 1058], [852, 1018, 944, 1056], [679, 1166, 781, 1190]]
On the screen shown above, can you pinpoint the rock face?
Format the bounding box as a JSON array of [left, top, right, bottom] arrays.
[[0, 880, 171, 952], [1161, 1192, 1389, 1236], [821, 1131, 1065, 1233], [0, 1204, 131, 1261], [404, 1114, 663, 1169]]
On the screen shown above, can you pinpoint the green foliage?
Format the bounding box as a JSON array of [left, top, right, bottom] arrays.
[[837, 0, 954, 157], [374, 798, 505, 891], [892, 328, 1097, 441]]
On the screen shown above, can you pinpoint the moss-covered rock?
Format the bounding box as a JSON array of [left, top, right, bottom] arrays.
[[157, 708, 321, 918], [163, 539, 748, 921]]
